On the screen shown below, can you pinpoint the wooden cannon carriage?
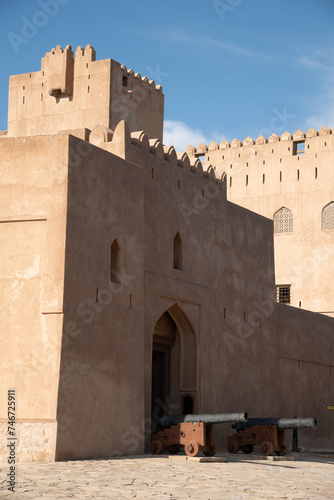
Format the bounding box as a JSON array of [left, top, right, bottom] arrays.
[[151, 412, 248, 457], [227, 417, 317, 456]]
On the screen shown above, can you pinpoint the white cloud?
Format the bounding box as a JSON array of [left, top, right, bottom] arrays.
[[132, 28, 278, 64], [163, 120, 226, 152]]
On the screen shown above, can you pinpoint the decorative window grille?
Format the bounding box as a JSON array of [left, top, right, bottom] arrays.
[[274, 207, 293, 233], [276, 285, 291, 304], [322, 202, 334, 230]]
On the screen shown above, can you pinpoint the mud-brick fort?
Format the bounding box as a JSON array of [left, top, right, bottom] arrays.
[[0, 45, 333, 462]]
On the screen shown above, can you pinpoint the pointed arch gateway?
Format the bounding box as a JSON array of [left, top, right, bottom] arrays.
[[151, 303, 198, 424]]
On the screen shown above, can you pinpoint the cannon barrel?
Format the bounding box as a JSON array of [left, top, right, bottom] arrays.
[[232, 416, 317, 432], [160, 412, 248, 429]]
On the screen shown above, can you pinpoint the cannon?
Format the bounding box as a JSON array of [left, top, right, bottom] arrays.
[[228, 417, 317, 456], [151, 412, 248, 457]]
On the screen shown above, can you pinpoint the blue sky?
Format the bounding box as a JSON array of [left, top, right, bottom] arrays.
[[1, 0, 334, 151]]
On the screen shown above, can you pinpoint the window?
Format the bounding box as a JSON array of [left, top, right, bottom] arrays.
[[173, 232, 182, 270], [293, 141, 305, 155], [274, 207, 293, 233], [122, 75, 128, 87], [276, 285, 291, 304], [111, 239, 121, 283], [322, 202, 334, 230]]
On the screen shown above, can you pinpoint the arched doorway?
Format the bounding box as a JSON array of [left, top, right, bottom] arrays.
[[151, 304, 198, 431]]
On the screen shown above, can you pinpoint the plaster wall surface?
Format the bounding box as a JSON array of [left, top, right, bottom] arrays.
[[0, 135, 68, 462], [199, 131, 334, 316]]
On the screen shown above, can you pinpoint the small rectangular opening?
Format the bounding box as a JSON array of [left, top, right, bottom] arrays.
[[88, 86, 90, 93], [22, 96, 25, 104], [246, 175, 248, 186], [152, 168, 154, 178], [122, 75, 128, 87], [280, 171, 282, 182], [315, 167, 317, 179], [263, 174, 265, 183], [224, 308, 226, 319], [293, 141, 305, 155], [41, 93, 43, 101], [297, 169, 300, 181], [230, 177, 232, 187]]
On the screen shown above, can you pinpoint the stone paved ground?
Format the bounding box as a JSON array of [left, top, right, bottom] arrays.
[[0, 453, 333, 500]]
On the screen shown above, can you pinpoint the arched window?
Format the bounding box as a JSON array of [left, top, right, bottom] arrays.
[[322, 202, 334, 230], [110, 239, 120, 283], [173, 232, 182, 270], [273, 207, 293, 234]]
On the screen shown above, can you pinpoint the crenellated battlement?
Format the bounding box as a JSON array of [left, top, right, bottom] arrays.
[[76, 121, 225, 187], [75, 44, 96, 61], [186, 126, 333, 157]]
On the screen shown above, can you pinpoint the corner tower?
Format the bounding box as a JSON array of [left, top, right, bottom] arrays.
[[7, 44, 164, 141]]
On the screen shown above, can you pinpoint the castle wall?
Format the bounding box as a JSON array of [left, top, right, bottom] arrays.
[[55, 136, 146, 460], [198, 129, 334, 316], [0, 135, 68, 462]]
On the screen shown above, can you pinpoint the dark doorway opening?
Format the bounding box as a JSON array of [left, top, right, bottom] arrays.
[[151, 349, 169, 421]]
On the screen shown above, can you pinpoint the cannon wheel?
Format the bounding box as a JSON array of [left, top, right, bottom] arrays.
[[260, 441, 274, 456], [185, 440, 200, 457], [241, 444, 253, 454], [227, 440, 239, 454], [275, 446, 288, 456], [203, 446, 217, 457], [150, 440, 163, 455], [167, 444, 181, 455]]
